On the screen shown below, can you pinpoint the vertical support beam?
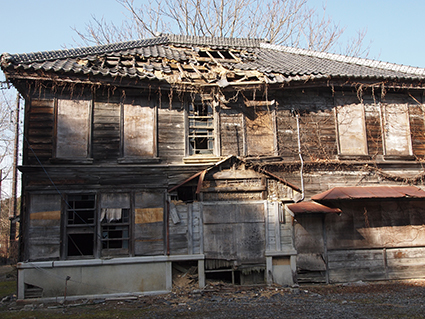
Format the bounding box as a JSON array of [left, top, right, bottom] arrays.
[[266, 256, 273, 286], [275, 203, 281, 251], [188, 204, 193, 254], [290, 255, 297, 285], [17, 267, 25, 300], [165, 261, 172, 291], [198, 259, 205, 288], [323, 215, 329, 284]]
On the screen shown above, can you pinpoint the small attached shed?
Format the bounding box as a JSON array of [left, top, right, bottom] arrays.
[[290, 186, 425, 284], [168, 156, 301, 286]]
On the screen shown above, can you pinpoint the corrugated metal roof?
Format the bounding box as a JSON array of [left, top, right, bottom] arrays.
[[311, 186, 425, 201], [287, 202, 342, 214]]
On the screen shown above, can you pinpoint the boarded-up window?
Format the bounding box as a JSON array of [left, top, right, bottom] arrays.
[[382, 104, 412, 156], [246, 107, 275, 156], [123, 102, 155, 158], [337, 104, 368, 155], [56, 99, 91, 158]]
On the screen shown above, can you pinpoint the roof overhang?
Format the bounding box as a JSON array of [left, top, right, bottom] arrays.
[[311, 186, 425, 201], [287, 201, 342, 215]]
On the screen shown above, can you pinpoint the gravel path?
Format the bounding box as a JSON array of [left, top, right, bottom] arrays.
[[2, 279, 425, 318]]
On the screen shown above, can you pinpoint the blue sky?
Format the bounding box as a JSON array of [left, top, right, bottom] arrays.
[[0, 0, 424, 69]]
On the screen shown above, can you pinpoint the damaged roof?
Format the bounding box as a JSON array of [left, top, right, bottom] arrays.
[[2, 34, 425, 87], [287, 201, 342, 214], [312, 186, 425, 201]]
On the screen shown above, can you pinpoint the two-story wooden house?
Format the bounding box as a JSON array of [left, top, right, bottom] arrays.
[[2, 35, 425, 300]]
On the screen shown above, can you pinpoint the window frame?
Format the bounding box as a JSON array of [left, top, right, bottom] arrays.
[[119, 97, 159, 163], [381, 103, 413, 159], [336, 103, 369, 158], [53, 98, 93, 162]]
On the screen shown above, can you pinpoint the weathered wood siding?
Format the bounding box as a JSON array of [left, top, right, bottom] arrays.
[[203, 201, 266, 264], [27, 194, 61, 261], [220, 110, 244, 157], [134, 191, 165, 256], [158, 103, 185, 163], [168, 202, 202, 255], [26, 99, 54, 165], [92, 100, 120, 163]]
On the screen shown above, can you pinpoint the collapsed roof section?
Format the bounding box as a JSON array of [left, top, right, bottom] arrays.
[[2, 34, 425, 89]]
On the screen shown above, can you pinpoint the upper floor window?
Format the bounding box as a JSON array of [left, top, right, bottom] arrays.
[[188, 101, 215, 155], [382, 103, 412, 157], [121, 98, 157, 160], [336, 103, 368, 156], [55, 99, 92, 159]]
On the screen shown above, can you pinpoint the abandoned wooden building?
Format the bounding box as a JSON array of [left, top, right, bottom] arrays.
[[2, 34, 425, 300]]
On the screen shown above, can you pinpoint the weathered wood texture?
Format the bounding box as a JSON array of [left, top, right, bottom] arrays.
[[92, 101, 120, 162], [220, 111, 244, 157], [158, 104, 185, 163], [168, 202, 202, 255], [203, 202, 265, 264], [26, 99, 54, 165], [27, 194, 61, 261]]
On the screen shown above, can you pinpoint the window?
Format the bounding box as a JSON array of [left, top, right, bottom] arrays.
[[65, 194, 96, 257], [101, 208, 130, 254], [56, 99, 91, 159], [99, 193, 131, 256], [188, 101, 215, 155], [382, 103, 412, 157], [336, 104, 368, 156], [121, 99, 157, 160]]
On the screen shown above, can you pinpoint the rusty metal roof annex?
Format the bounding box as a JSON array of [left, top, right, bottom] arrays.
[[287, 201, 342, 214], [311, 186, 425, 201]]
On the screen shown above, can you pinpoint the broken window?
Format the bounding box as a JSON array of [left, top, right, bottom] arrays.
[[56, 99, 91, 159], [336, 104, 368, 156], [122, 98, 156, 159], [101, 208, 130, 254], [65, 194, 96, 257], [188, 101, 215, 155], [100, 193, 131, 256], [382, 103, 412, 157]]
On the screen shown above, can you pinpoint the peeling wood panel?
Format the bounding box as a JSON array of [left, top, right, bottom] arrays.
[[27, 194, 61, 261], [409, 104, 425, 158], [300, 110, 337, 160], [382, 103, 412, 156], [26, 99, 54, 165], [328, 249, 386, 283], [364, 103, 383, 157], [246, 109, 274, 156], [134, 191, 164, 256], [92, 101, 120, 162], [56, 99, 91, 158], [336, 104, 368, 155], [276, 109, 297, 160], [203, 202, 266, 264], [123, 100, 155, 158], [158, 106, 185, 163], [387, 247, 425, 279], [220, 112, 244, 156]]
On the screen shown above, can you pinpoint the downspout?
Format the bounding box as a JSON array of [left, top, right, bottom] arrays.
[[296, 113, 305, 202]]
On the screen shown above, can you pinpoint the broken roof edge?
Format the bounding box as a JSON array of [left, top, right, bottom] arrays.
[[1, 34, 263, 66], [168, 155, 302, 193], [261, 43, 425, 77]]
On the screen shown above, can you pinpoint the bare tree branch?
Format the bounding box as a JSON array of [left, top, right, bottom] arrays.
[[73, 0, 370, 57]]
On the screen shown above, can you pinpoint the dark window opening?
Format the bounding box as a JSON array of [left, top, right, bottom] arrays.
[[177, 186, 197, 202], [67, 233, 94, 256], [101, 208, 130, 254], [65, 194, 96, 258], [188, 102, 214, 155]]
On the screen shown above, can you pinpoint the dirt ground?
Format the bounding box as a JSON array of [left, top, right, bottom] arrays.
[[1, 265, 425, 318]]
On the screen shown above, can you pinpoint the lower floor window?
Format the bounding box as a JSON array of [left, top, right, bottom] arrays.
[[101, 208, 130, 253]]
